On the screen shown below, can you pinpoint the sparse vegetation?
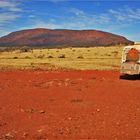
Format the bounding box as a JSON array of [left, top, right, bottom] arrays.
[[48, 55, 53, 58], [0, 46, 123, 70], [77, 55, 84, 59], [58, 54, 65, 58], [104, 53, 111, 57], [111, 51, 119, 57], [25, 56, 31, 59], [13, 56, 18, 59], [37, 54, 45, 59], [20, 48, 30, 53]]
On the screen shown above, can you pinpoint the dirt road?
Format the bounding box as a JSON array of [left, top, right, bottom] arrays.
[[0, 70, 140, 139]]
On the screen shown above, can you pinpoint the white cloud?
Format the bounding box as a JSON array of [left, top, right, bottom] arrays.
[[109, 7, 140, 22], [0, 1, 22, 25], [28, 15, 36, 18], [31, 21, 62, 29], [0, 1, 22, 12], [21, 20, 86, 30], [0, 12, 20, 23], [69, 8, 85, 16], [67, 8, 111, 26], [68, 7, 140, 26], [0, 0, 23, 37]]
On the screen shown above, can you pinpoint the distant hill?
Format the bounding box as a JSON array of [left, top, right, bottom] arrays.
[[0, 28, 134, 47]]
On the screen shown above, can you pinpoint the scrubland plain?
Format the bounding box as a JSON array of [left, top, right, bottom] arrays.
[[0, 46, 122, 70]]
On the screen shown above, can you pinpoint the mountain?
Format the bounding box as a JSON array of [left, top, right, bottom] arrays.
[[0, 28, 134, 47]]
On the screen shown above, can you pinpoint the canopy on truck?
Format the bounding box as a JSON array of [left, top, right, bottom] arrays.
[[124, 45, 140, 51]]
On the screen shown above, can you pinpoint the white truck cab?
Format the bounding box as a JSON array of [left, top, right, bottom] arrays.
[[120, 44, 140, 75]]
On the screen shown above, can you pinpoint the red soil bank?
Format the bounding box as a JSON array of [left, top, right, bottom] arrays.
[[0, 70, 140, 139]]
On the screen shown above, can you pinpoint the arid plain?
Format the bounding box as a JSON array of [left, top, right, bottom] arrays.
[[0, 46, 140, 139]]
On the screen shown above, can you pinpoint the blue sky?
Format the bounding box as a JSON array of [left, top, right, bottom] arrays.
[[0, 0, 140, 41]]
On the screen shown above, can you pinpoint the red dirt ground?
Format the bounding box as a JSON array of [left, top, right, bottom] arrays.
[[0, 70, 140, 139]]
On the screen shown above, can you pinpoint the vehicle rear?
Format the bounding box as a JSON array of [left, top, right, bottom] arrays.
[[120, 45, 140, 75]]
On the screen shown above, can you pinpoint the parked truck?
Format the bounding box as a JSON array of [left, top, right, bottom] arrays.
[[120, 44, 140, 75]]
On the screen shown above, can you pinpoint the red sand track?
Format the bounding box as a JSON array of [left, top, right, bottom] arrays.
[[0, 70, 140, 139]]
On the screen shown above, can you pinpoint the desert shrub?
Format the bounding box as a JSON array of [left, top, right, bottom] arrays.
[[0, 49, 6, 52], [37, 54, 45, 59], [111, 51, 118, 56], [104, 53, 111, 57], [30, 62, 34, 66], [84, 45, 90, 48], [94, 53, 98, 55], [13, 56, 18, 59], [33, 54, 37, 58], [20, 48, 30, 53], [48, 55, 53, 58], [72, 49, 76, 52], [56, 50, 59, 53], [77, 55, 84, 59], [58, 54, 65, 58], [112, 51, 118, 54], [25, 56, 31, 59], [0, 47, 16, 52]]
